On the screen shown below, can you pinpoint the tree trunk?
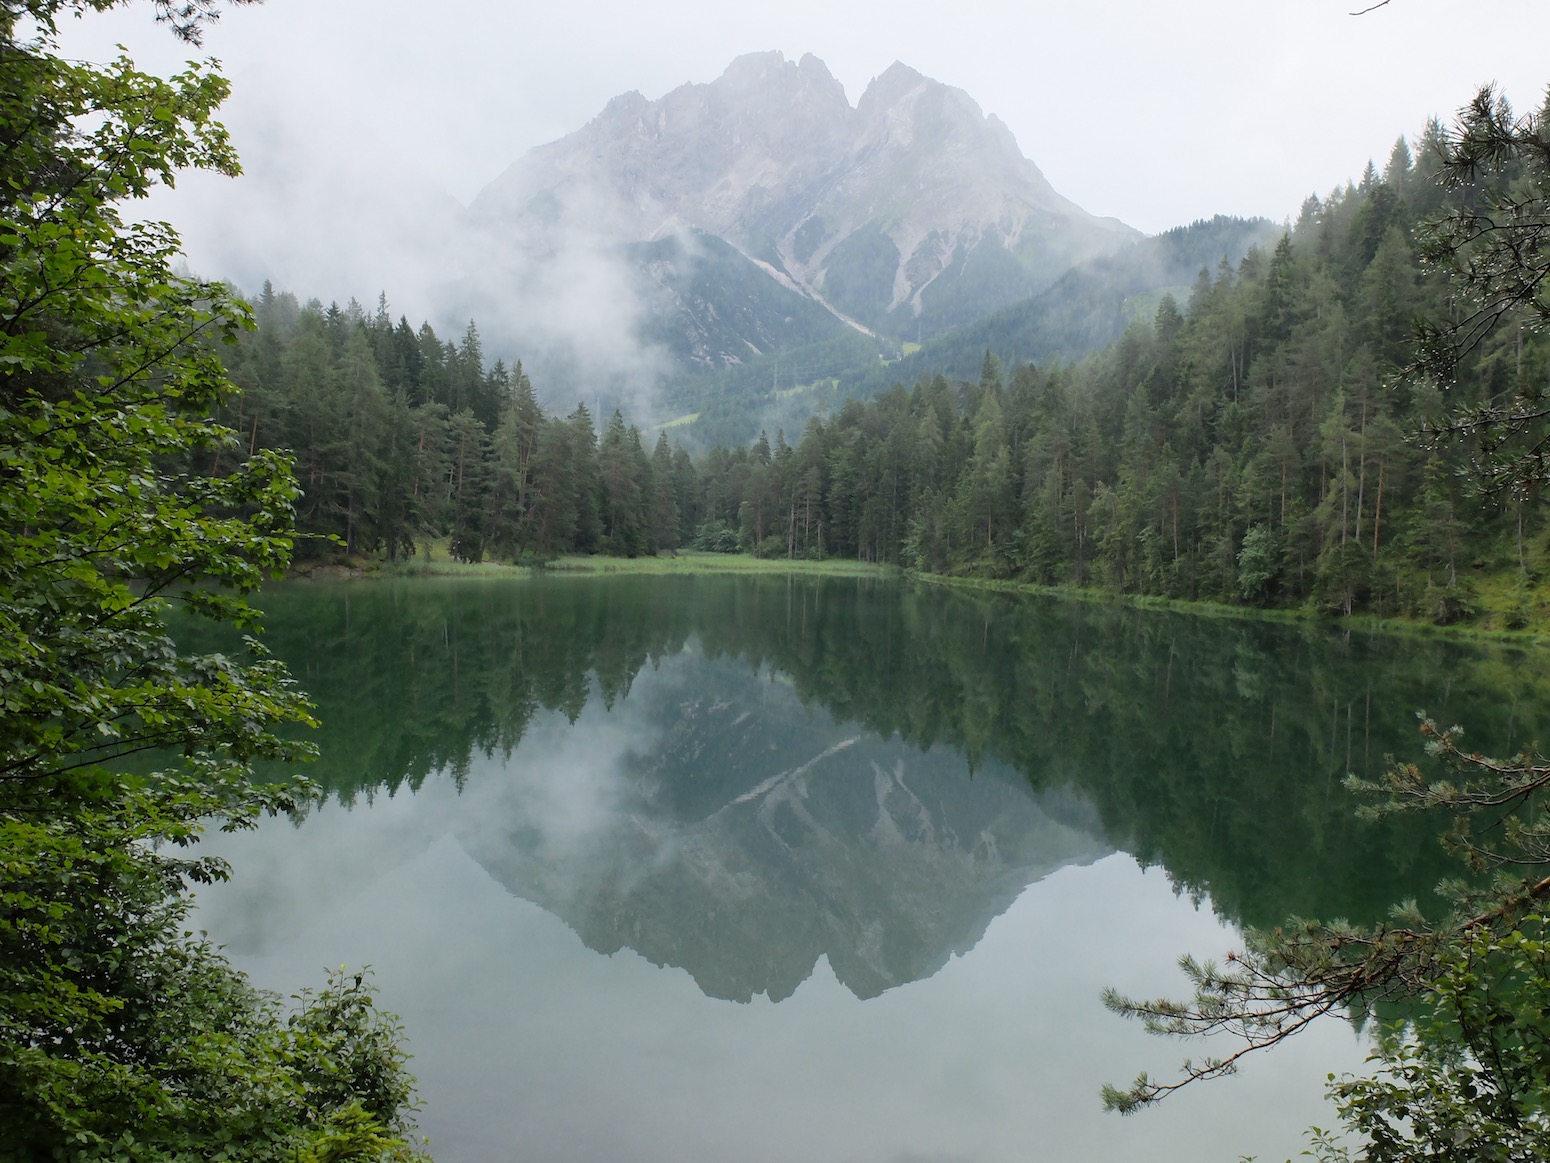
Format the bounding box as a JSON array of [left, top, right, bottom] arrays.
[[1371, 455, 1385, 561]]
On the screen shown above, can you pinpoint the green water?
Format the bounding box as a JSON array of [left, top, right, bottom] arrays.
[[191, 574, 1549, 1161]]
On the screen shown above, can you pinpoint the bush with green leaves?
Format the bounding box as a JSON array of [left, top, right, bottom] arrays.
[[0, 2, 425, 1158], [1315, 918, 1550, 1162]]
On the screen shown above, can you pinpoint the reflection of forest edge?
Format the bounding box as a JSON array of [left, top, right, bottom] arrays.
[[242, 574, 1546, 934]]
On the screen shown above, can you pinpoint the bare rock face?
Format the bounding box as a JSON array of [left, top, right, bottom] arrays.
[[472, 53, 853, 254], [469, 52, 1136, 342]]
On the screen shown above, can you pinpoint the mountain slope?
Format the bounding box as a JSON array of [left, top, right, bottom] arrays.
[[666, 215, 1280, 446], [466, 51, 1137, 366], [843, 214, 1284, 392], [628, 231, 866, 370]]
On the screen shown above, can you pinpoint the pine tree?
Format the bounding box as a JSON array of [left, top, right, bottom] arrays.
[[598, 410, 646, 556], [445, 409, 490, 561], [648, 432, 681, 553]]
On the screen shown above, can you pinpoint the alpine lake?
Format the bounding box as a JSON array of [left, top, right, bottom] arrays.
[[187, 572, 1550, 1162]]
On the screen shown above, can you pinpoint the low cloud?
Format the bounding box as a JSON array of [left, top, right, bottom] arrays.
[[138, 67, 675, 418]]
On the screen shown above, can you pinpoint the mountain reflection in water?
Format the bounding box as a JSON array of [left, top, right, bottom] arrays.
[[188, 574, 1550, 1161], [228, 572, 1536, 947], [458, 651, 1109, 1002]]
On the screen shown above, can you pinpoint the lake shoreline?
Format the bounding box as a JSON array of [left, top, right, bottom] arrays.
[[284, 550, 1550, 649]]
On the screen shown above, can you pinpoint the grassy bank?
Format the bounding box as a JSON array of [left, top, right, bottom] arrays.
[[536, 552, 896, 578], [290, 544, 1550, 647], [912, 568, 1550, 647], [309, 547, 898, 582]]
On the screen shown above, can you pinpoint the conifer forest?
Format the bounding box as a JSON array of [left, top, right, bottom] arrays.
[[232, 118, 1547, 625]]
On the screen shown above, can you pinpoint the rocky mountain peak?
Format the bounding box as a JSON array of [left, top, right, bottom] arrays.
[[598, 89, 648, 119], [857, 60, 929, 111], [855, 61, 1021, 164], [465, 53, 1138, 364], [715, 49, 847, 105], [689, 50, 854, 168]]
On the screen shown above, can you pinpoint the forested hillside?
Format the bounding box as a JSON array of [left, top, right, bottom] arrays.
[[674, 123, 1550, 619], [220, 288, 696, 563], [652, 215, 1277, 451], [219, 110, 1548, 622]]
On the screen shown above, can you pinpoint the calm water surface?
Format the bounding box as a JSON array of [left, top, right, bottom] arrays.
[[191, 575, 1549, 1162]]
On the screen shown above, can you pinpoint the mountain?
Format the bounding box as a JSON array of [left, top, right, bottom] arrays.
[[919, 215, 1282, 364], [463, 52, 1138, 374], [831, 214, 1285, 398], [665, 215, 1281, 449], [627, 231, 860, 369], [170, 53, 1148, 407]]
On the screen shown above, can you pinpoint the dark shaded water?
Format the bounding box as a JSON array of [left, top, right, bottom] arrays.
[[191, 575, 1549, 1161]]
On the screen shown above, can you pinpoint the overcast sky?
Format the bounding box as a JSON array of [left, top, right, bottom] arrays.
[[57, 0, 1550, 329], [68, 0, 1548, 229]]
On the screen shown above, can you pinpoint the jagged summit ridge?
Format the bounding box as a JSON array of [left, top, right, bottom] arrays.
[[469, 52, 1136, 344]]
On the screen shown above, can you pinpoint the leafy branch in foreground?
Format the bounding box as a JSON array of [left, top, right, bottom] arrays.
[[1101, 713, 1550, 1117], [1412, 85, 1550, 501], [1104, 729, 1550, 1158], [0, 2, 426, 1159], [1100, 911, 1441, 1111], [1311, 917, 1550, 1162], [1104, 82, 1550, 1156], [1364, 717, 1550, 876]]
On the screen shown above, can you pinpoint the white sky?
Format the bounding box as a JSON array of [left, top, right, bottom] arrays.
[[64, 0, 1550, 234], [56, 0, 1550, 343]]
